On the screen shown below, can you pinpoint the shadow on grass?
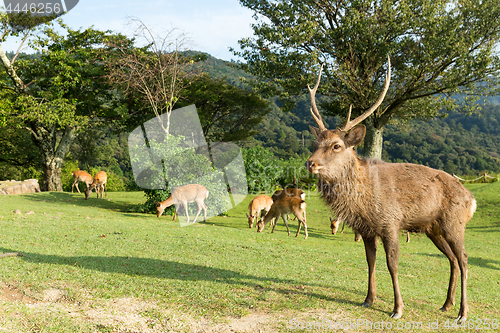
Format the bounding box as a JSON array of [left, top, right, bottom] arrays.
[[0, 246, 364, 309], [205, 219, 346, 241], [416, 253, 500, 270], [22, 191, 137, 213]]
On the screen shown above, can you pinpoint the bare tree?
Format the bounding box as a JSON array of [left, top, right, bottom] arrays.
[[104, 19, 196, 135]]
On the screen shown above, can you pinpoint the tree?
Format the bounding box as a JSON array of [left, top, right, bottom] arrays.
[[234, 0, 500, 158], [0, 18, 117, 190], [103, 19, 201, 135], [178, 74, 272, 143]]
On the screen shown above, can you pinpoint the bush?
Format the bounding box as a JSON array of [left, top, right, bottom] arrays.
[[129, 135, 230, 216]]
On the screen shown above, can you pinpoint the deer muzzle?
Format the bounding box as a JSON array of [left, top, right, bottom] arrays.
[[305, 159, 320, 174]]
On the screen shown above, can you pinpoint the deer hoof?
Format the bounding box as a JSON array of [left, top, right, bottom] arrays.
[[361, 302, 371, 308], [390, 312, 402, 319], [457, 315, 467, 323]]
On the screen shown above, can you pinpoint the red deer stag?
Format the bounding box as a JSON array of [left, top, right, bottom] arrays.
[[257, 197, 308, 239], [71, 170, 93, 194], [305, 58, 476, 321], [84, 171, 107, 200], [247, 194, 273, 228], [156, 184, 209, 223]]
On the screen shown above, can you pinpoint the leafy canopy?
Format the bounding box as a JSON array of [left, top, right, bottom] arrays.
[[235, 0, 500, 127]]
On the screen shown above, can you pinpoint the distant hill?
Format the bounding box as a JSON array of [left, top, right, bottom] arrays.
[[196, 53, 500, 175]]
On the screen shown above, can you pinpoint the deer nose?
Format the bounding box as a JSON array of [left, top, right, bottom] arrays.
[[305, 159, 315, 173]]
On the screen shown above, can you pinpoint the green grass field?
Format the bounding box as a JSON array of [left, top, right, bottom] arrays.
[[0, 183, 499, 332]]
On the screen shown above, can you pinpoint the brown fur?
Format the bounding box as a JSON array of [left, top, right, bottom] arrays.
[[247, 194, 273, 228], [156, 184, 209, 223], [257, 197, 308, 239], [306, 127, 476, 320], [84, 171, 107, 200], [271, 187, 305, 201]]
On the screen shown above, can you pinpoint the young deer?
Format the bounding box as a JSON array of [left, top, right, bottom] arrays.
[[247, 194, 273, 228], [257, 197, 308, 239], [305, 58, 475, 321], [156, 184, 209, 223], [71, 170, 93, 194], [84, 171, 107, 200], [272, 188, 305, 221]]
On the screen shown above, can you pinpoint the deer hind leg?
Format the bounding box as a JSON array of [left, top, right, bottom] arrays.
[[362, 236, 378, 308], [182, 202, 190, 223], [425, 228, 459, 312], [444, 230, 468, 322], [295, 216, 308, 239], [72, 181, 81, 194], [282, 214, 291, 236], [202, 200, 207, 222], [381, 234, 404, 319], [192, 200, 204, 224]]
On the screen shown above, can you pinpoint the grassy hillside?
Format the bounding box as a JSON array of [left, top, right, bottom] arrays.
[[0, 183, 499, 332]]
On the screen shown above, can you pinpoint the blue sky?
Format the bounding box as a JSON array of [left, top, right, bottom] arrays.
[[2, 0, 256, 61]]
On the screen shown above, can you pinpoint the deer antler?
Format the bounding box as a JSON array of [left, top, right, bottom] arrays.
[[307, 64, 327, 131], [340, 56, 391, 132]]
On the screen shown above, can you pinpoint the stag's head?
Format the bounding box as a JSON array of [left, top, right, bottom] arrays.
[[305, 58, 391, 180]]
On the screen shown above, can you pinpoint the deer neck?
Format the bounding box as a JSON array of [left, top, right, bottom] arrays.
[[161, 195, 175, 208], [318, 156, 376, 234]]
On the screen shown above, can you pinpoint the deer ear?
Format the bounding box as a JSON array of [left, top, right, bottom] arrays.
[[309, 125, 321, 138], [344, 125, 366, 147]]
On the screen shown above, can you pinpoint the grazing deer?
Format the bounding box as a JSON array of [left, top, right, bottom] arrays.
[[84, 171, 107, 200], [247, 194, 273, 228], [71, 170, 93, 194], [272, 188, 305, 221], [329, 217, 362, 242], [156, 184, 209, 223], [305, 57, 476, 321], [257, 197, 308, 239]]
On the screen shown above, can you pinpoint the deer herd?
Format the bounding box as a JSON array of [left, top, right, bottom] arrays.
[[68, 57, 477, 322]]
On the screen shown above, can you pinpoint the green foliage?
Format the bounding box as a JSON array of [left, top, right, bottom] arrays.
[[178, 74, 272, 143], [383, 105, 500, 175], [235, 0, 500, 158], [129, 135, 228, 215], [241, 146, 282, 193]]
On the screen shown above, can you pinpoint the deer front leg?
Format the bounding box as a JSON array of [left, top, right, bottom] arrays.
[[362, 236, 378, 308], [182, 201, 190, 223], [173, 204, 179, 221], [382, 234, 404, 319], [192, 201, 203, 224]]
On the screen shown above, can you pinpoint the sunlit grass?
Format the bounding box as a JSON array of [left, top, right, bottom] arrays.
[[0, 183, 499, 332]]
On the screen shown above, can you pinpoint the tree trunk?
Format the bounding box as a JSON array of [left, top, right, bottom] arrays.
[[363, 116, 385, 159], [30, 122, 76, 191]]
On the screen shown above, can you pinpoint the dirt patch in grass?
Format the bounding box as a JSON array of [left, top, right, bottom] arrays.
[[0, 282, 36, 304], [0, 283, 351, 332]]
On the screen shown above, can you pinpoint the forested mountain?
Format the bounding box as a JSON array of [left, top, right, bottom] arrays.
[[2, 53, 499, 187], [196, 53, 500, 175]]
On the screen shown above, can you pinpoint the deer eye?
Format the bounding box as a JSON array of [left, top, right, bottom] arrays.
[[333, 144, 341, 150]]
